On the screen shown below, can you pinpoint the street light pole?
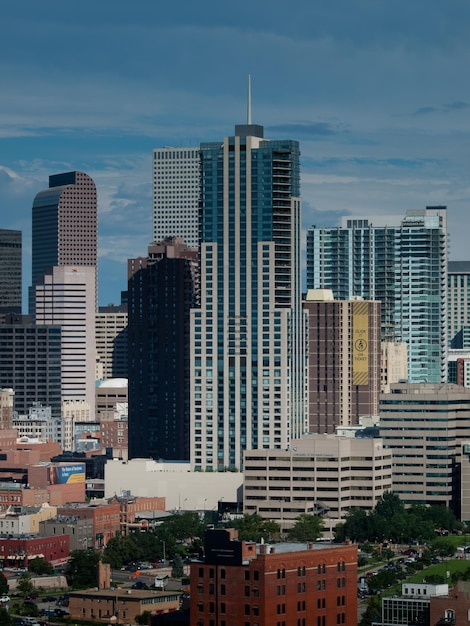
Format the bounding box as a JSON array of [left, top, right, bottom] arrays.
[[161, 540, 166, 563]]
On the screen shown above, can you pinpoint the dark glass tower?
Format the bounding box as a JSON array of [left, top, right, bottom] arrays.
[[0, 229, 22, 314], [128, 238, 198, 460], [0, 314, 62, 419]]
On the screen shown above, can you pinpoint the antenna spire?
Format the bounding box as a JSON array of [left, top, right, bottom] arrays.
[[247, 74, 252, 125]]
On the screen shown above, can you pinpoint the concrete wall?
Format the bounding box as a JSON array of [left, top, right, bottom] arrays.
[[105, 458, 243, 511]]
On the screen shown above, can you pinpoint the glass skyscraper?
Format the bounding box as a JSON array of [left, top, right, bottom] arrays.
[[306, 207, 448, 384], [190, 123, 306, 471]]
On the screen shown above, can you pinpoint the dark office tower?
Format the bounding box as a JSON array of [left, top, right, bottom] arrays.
[[0, 229, 22, 314], [0, 314, 62, 419], [128, 238, 198, 460], [31, 171, 98, 309], [191, 123, 306, 471]]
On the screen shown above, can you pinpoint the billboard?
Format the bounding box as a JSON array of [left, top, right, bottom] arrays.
[[352, 302, 369, 385], [48, 464, 85, 485]]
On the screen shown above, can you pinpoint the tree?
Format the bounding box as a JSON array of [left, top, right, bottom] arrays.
[[172, 553, 184, 578], [359, 596, 382, 626], [374, 492, 404, 521], [287, 514, 324, 542], [28, 557, 53, 576], [65, 549, 101, 588], [17, 572, 34, 602], [0, 606, 14, 625], [338, 509, 372, 542], [430, 537, 456, 558], [233, 513, 280, 542]]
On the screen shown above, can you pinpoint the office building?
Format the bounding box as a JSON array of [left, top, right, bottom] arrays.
[[0, 388, 14, 430], [0, 314, 62, 419], [128, 238, 198, 461], [304, 290, 381, 433], [0, 229, 21, 314], [95, 304, 128, 380], [374, 582, 448, 626], [152, 147, 200, 249], [243, 433, 392, 534], [33, 266, 96, 417], [190, 528, 358, 626], [39, 515, 94, 551], [31, 171, 98, 300], [13, 404, 61, 443], [379, 382, 470, 513], [306, 207, 448, 383], [69, 588, 181, 623], [380, 341, 408, 393], [461, 442, 470, 524], [448, 261, 470, 349], [191, 121, 306, 471]]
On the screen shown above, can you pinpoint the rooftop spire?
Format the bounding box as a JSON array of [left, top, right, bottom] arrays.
[[235, 74, 264, 138]]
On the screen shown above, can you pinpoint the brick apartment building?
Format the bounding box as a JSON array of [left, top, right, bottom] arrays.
[[190, 529, 357, 626]]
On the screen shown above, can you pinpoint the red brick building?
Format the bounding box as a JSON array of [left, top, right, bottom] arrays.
[[430, 580, 470, 625], [57, 500, 121, 548], [108, 494, 166, 535], [190, 529, 357, 626], [0, 534, 69, 567]]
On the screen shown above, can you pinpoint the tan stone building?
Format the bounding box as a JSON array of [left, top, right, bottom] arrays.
[[380, 382, 470, 509], [243, 433, 392, 534], [69, 588, 181, 623]]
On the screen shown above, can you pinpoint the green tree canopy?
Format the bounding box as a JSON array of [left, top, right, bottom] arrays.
[[171, 553, 184, 578], [287, 514, 324, 542], [28, 557, 53, 576], [233, 513, 280, 542], [17, 572, 34, 601], [374, 492, 405, 520], [65, 550, 101, 588], [0, 606, 14, 625]]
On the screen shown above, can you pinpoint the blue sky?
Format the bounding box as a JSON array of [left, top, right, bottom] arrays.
[[1, 0, 470, 307]]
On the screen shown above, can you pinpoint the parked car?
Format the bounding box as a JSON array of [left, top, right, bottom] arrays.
[[0, 595, 9, 603], [43, 596, 57, 602], [131, 581, 147, 589]]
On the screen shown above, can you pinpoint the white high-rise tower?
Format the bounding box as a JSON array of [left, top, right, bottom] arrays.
[[152, 147, 200, 249]]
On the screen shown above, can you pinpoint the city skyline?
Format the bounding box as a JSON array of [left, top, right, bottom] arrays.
[[1, 2, 470, 307]]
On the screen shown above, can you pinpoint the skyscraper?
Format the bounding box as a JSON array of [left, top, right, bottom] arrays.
[[31, 171, 98, 421], [152, 147, 200, 249], [448, 261, 470, 350], [31, 171, 98, 308], [128, 238, 198, 461], [0, 314, 62, 420], [306, 207, 448, 384], [0, 229, 22, 315], [190, 122, 306, 471], [33, 266, 96, 416], [95, 304, 128, 380], [303, 290, 381, 433]]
